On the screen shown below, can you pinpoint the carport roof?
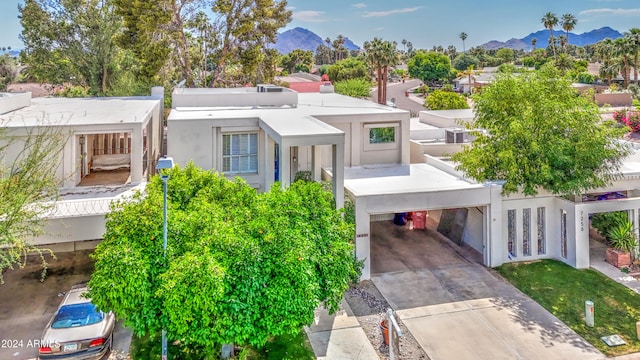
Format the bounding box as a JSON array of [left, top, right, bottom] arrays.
[[344, 163, 484, 197]]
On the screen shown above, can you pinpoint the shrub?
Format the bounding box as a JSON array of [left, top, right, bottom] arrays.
[[591, 211, 628, 241], [622, 111, 640, 133], [424, 89, 469, 110], [333, 78, 371, 98]]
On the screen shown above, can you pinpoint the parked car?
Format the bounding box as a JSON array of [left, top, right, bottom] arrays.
[[38, 284, 115, 360]]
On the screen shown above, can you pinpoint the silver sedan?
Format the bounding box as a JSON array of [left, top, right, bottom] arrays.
[[38, 284, 115, 360]]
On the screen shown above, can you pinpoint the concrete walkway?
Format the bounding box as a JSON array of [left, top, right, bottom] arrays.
[[305, 299, 379, 359], [370, 220, 603, 360]]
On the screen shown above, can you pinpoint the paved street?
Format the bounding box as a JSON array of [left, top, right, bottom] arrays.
[[371, 78, 427, 115]]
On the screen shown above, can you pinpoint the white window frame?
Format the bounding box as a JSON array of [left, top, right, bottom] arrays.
[[221, 132, 259, 174], [363, 122, 400, 151]]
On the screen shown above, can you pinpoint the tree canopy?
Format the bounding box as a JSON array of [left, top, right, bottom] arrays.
[[424, 89, 469, 110], [87, 163, 361, 354], [452, 64, 630, 196], [407, 51, 454, 85], [326, 57, 368, 82]]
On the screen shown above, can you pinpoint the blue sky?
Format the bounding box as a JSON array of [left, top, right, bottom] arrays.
[[1, 0, 639, 50]]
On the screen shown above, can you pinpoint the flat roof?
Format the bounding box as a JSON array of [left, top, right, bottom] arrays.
[[344, 163, 483, 197], [420, 109, 474, 120], [259, 114, 344, 138], [1, 96, 160, 128], [168, 93, 408, 122]]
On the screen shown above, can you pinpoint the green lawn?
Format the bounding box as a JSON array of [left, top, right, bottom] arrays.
[[130, 329, 314, 360], [497, 259, 640, 356]]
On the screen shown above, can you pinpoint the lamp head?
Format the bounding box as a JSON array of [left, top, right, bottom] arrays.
[[156, 156, 174, 173]]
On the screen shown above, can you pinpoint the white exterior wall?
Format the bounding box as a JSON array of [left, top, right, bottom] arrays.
[[500, 195, 559, 264], [463, 207, 484, 253], [31, 215, 106, 245]]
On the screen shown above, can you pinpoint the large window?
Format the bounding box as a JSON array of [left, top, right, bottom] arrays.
[[222, 133, 258, 174], [369, 127, 395, 144]]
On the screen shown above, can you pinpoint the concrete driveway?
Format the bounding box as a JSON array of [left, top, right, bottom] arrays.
[[370, 220, 605, 360], [0, 250, 130, 360]]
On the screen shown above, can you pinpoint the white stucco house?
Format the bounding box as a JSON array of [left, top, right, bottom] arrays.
[[6, 84, 640, 281], [167, 86, 640, 280], [0, 89, 164, 250]]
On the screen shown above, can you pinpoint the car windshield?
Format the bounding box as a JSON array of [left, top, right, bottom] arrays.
[[51, 303, 104, 329]]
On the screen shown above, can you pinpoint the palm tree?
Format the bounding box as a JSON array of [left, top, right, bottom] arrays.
[[402, 39, 407, 53], [406, 41, 413, 56], [531, 38, 537, 50], [447, 45, 457, 61], [541, 12, 559, 59], [561, 13, 577, 53], [596, 38, 616, 84], [625, 28, 640, 85], [459, 32, 468, 52], [614, 37, 633, 88], [364, 38, 398, 104]]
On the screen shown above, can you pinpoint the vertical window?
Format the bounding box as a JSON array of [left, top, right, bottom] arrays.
[[369, 127, 395, 144], [508, 209, 516, 258], [537, 207, 546, 255], [523, 208, 531, 256], [222, 133, 258, 173], [560, 209, 567, 259]]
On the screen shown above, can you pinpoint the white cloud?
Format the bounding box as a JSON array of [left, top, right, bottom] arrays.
[[579, 8, 640, 16], [292, 10, 327, 23], [362, 7, 422, 18], [352, 3, 367, 8]]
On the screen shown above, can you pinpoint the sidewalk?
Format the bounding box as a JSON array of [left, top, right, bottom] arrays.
[[305, 299, 379, 360]]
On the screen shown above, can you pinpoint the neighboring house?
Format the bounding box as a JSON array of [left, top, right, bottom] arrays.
[[409, 108, 640, 280], [0, 89, 164, 249]]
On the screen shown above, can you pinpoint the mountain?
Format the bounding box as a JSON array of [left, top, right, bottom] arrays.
[[481, 26, 623, 51], [273, 27, 360, 54]]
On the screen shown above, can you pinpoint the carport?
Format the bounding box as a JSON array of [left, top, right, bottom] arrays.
[[344, 163, 503, 280]]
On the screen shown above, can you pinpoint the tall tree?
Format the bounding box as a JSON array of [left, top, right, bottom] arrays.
[[459, 32, 468, 52], [87, 164, 361, 355], [625, 28, 640, 85], [407, 50, 453, 85], [0, 126, 67, 283], [210, 0, 291, 87], [561, 13, 577, 53], [363, 38, 398, 104], [541, 12, 559, 59], [452, 64, 629, 196], [19, 0, 124, 94], [113, 0, 171, 85], [613, 36, 633, 88], [531, 37, 537, 50]]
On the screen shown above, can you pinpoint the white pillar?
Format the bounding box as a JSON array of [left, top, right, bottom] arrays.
[[332, 143, 344, 210], [575, 206, 590, 269], [130, 128, 143, 184], [488, 184, 503, 267], [312, 145, 321, 182], [355, 197, 371, 280], [280, 141, 290, 188], [264, 136, 274, 191]]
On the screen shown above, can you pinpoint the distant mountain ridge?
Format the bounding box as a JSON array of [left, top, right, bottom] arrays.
[[481, 26, 623, 50], [274, 27, 360, 54]]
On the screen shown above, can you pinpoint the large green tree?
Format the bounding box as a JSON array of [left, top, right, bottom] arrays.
[[87, 164, 360, 356], [19, 0, 124, 94], [407, 50, 454, 85], [211, 0, 291, 87], [326, 57, 368, 82], [452, 64, 630, 196]]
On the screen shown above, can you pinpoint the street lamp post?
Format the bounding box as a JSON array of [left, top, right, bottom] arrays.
[[156, 156, 174, 360]]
